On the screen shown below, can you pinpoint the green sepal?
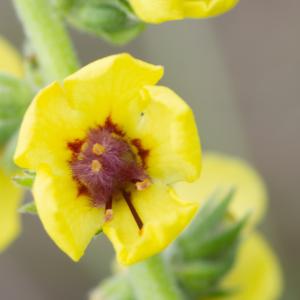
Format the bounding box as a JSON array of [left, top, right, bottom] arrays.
[[174, 257, 235, 283], [0, 72, 32, 145], [175, 190, 236, 260], [168, 190, 248, 298], [13, 170, 36, 188], [189, 215, 248, 259], [19, 201, 37, 214], [128, 255, 184, 300], [60, 0, 145, 45], [173, 244, 238, 294]]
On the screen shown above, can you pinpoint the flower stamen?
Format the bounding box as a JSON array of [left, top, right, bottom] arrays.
[[136, 178, 151, 191], [105, 197, 113, 222], [122, 190, 143, 231], [92, 143, 105, 156], [91, 160, 102, 173], [81, 142, 89, 152]]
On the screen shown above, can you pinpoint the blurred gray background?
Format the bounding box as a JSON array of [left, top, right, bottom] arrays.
[[0, 0, 299, 299]]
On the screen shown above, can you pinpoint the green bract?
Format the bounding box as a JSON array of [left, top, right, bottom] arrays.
[[169, 191, 246, 298], [57, 0, 145, 45]]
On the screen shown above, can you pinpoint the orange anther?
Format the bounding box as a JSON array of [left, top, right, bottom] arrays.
[[93, 143, 105, 155], [105, 209, 113, 222], [136, 178, 151, 191], [91, 160, 102, 173]]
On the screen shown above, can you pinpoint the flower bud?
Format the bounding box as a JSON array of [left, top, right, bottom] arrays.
[[59, 0, 145, 45]]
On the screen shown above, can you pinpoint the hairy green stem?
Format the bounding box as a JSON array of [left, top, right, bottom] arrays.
[[13, 0, 79, 82], [128, 255, 184, 300]]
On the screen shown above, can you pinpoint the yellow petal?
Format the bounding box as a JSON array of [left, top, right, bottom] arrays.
[[0, 36, 23, 77], [0, 166, 23, 251], [131, 86, 201, 183], [129, 0, 239, 23], [128, 0, 184, 23], [173, 152, 267, 229], [15, 54, 163, 172], [184, 0, 239, 19], [33, 166, 103, 261], [103, 182, 199, 265], [208, 232, 283, 300], [14, 81, 86, 171], [63, 53, 163, 130]]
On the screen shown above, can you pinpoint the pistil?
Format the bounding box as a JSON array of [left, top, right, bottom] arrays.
[[122, 190, 144, 230], [105, 197, 113, 222]]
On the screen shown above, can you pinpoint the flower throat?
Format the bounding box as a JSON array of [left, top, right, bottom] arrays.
[[68, 118, 150, 230]]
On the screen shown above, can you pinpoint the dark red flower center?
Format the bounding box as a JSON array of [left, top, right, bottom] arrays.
[[68, 118, 150, 230]]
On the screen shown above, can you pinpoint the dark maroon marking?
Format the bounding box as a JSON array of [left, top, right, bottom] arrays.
[[131, 139, 149, 168], [105, 196, 112, 211], [122, 190, 143, 230], [68, 139, 84, 160], [77, 184, 89, 197], [68, 139, 84, 153], [104, 117, 125, 136]]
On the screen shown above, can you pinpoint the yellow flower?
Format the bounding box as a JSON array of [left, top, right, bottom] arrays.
[[0, 36, 23, 78], [173, 152, 267, 230], [0, 36, 24, 251], [208, 232, 283, 300], [14, 53, 202, 265], [128, 0, 239, 24], [0, 166, 23, 251]]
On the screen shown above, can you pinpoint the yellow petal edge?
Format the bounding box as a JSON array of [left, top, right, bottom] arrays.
[[129, 0, 239, 24], [33, 167, 104, 261]]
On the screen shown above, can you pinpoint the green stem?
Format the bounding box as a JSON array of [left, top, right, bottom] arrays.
[[13, 0, 79, 82], [128, 255, 184, 300], [90, 274, 134, 300]]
